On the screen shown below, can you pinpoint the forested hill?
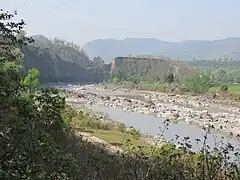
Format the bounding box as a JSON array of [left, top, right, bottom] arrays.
[[22, 35, 110, 83], [82, 37, 240, 63]]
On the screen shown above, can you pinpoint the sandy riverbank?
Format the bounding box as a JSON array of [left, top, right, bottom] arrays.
[[68, 102, 167, 147]]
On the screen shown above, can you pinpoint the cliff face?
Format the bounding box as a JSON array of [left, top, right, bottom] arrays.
[[111, 56, 196, 82], [21, 35, 111, 83], [23, 46, 110, 83]]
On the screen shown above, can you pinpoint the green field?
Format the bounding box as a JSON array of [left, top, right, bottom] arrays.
[[208, 84, 240, 94], [64, 105, 148, 149], [87, 128, 147, 148], [139, 82, 240, 94]]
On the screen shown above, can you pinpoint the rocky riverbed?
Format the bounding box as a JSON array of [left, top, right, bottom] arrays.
[[63, 84, 240, 138]]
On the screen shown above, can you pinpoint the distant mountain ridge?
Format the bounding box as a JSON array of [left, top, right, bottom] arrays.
[[82, 37, 240, 63]]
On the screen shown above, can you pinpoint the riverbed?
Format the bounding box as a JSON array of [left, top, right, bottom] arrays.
[[61, 84, 240, 156], [87, 104, 240, 153]]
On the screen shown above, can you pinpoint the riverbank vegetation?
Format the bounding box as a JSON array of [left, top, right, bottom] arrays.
[[63, 105, 146, 149], [2, 10, 240, 179], [109, 68, 240, 101]]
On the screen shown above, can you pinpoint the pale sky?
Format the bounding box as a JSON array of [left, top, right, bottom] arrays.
[[2, 0, 240, 46]]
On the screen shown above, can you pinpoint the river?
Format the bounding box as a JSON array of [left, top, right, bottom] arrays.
[[55, 83, 240, 157], [87, 105, 240, 156]]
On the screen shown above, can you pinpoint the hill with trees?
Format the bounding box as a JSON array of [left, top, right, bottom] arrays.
[[181, 59, 240, 84], [22, 35, 110, 83], [82, 37, 240, 63], [23, 36, 198, 84], [182, 58, 240, 70]]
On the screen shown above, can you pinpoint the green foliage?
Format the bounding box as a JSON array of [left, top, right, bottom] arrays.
[[127, 75, 134, 82], [185, 72, 213, 93], [132, 77, 139, 84], [0, 10, 77, 179], [220, 84, 229, 92], [165, 72, 174, 84], [212, 69, 229, 84], [22, 68, 40, 92], [112, 75, 121, 84], [186, 60, 240, 84], [63, 105, 114, 131], [127, 76, 139, 87], [228, 69, 240, 83], [116, 123, 127, 132], [128, 128, 141, 140], [22, 35, 110, 83]]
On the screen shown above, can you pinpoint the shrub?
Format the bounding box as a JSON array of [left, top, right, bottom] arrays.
[[220, 84, 229, 92], [185, 72, 213, 93], [165, 72, 174, 84], [116, 123, 127, 132], [112, 75, 121, 84], [95, 121, 112, 130], [128, 128, 141, 140]]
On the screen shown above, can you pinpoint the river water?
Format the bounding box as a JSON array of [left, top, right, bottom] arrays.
[[88, 105, 240, 155], [55, 83, 240, 157]]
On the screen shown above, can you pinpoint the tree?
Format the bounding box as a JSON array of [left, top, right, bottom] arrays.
[[127, 76, 139, 89], [164, 72, 175, 92], [219, 84, 228, 92], [212, 69, 228, 84], [132, 77, 139, 85], [228, 70, 240, 83], [0, 10, 77, 179], [22, 68, 40, 92], [127, 76, 134, 82], [112, 75, 121, 84], [185, 72, 213, 93], [165, 72, 174, 84]]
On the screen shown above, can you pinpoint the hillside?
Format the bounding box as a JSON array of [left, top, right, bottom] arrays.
[[24, 35, 198, 84], [82, 37, 240, 63], [22, 35, 110, 83]]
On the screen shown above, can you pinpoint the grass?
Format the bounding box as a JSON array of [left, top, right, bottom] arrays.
[[139, 82, 168, 88], [139, 81, 240, 95], [85, 128, 147, 148], [208, 84, 240, 94], [63, 105, 148, 149]]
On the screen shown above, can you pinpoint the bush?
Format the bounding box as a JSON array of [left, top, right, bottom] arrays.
[[220, 84, 229, 92], [185, 72, 213, 93], [94, 121, 112, 130], [112, 75, 121, 84], [165, 72, 174, 84], [116, 123, 127, 132], [128, 128, 141, 140]]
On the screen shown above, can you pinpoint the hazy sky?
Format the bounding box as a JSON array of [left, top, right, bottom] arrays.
[[2, 0, 240, 45]]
